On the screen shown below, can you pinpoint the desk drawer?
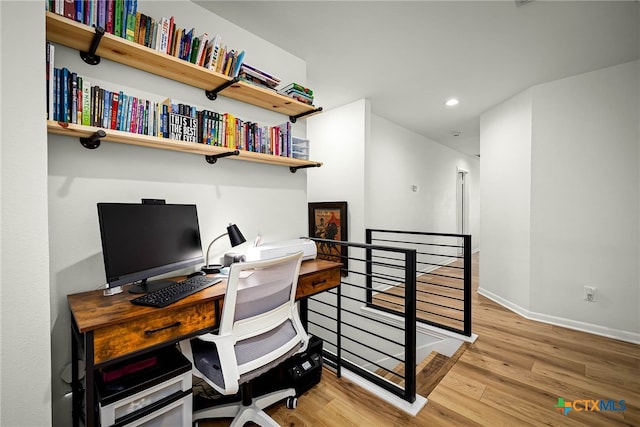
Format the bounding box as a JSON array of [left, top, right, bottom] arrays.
[[93, 303, 216, 364], [296, 267, 340, 298]]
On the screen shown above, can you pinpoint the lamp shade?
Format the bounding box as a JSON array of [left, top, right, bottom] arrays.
[[227, 223, 246, 247]]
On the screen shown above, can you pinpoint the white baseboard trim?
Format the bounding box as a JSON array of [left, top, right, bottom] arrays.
[[416, 322, 478, 344], [477, 287, 640, 345], [330, 366, 428, 417]]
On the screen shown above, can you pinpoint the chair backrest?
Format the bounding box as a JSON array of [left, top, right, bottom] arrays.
[[220, 251, 308, 378]]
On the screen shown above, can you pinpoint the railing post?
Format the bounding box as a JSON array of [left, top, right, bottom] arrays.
[[365, 229, 373, 306], [404, 249, 417, 403], [336, 277, 342, 378], [463, 234, 472, 336]]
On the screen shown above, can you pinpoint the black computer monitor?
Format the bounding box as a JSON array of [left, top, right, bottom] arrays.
[[97, 202, 204, 294]]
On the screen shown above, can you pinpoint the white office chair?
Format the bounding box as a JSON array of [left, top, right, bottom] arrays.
[[179, 251, 309, 426]]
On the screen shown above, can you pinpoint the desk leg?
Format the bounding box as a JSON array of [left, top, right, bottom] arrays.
[[299, 299, 308, 330], [86, 332, 95, 427], [71, 322, 80, 427], [71, 320, 96, 426]]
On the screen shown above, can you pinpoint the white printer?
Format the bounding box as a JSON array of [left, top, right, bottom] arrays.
[[245, 238, 317, 262]]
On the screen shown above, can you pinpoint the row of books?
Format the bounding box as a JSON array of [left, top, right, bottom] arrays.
[[149, 100, 294, 155], [48, 1, 317, 100], [48, 0, 139, 40], [47, 0, 245, 78], [51, 65, 161, 137], [195, 110, 293, 156], [48, 59, 301, 156]]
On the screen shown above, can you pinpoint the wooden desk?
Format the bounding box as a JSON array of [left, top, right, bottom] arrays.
[[68, 259, 341, 427]]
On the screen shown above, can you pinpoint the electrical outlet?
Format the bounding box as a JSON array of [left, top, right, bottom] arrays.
[[584, 286, 597, 302]]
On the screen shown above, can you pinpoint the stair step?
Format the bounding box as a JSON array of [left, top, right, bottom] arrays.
[[374, 350, 447, 387], [417, 342, 470, 397]]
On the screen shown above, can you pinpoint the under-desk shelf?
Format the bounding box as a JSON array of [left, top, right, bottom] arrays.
[[45, 11, 321, 120], [47, 121, 323, 170]]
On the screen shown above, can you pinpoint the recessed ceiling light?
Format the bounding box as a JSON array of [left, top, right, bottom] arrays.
[[445, 98, 460, 107]]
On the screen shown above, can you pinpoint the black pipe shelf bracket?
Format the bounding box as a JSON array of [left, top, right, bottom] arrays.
[[205, 77, 240, 101], [289, 163, 322, 174], [80, 26, 105, 65], [80, 129, 106, 149], [289, 107, 323, 123], [205, 150, 240, 164]]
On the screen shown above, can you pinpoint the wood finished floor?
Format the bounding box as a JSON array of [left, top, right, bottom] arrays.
[[201, 253, 640, 426]]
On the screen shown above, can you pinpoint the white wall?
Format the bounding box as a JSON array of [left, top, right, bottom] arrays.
[[307, 99, 369, 243], [479, 89, 533, 310], [0, 1, 312, 425], [367, 114, 480, 249], [529, 60, 639, 335], [480, 61, 640, 342], [307, 101, 480, 246], [0, 1, 52, 426]]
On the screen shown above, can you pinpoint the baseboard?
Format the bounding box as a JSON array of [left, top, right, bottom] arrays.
[[477, 287, 640, 345]]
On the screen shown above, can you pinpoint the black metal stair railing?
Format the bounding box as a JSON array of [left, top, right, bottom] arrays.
[[305, 238, 418, 404], [304, 230, 472, 405], [366, 229, 472, 337]]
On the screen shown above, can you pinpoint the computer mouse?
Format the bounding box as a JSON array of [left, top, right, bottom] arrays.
[[188, 271, 207, 278]]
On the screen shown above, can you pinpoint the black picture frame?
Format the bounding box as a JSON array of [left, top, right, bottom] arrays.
[[308, 201, 348, 275]]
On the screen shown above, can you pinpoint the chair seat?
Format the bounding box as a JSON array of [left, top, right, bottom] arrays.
[[191, 319, 300, 390]]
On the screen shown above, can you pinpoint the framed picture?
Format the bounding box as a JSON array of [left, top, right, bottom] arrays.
[[308, 201, 348, 274]]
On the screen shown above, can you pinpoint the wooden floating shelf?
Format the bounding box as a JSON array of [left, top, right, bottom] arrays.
[[45, 11, 321, 119], [47, 121, 322, 169]]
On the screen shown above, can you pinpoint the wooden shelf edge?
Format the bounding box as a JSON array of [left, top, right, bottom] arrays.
[[47, 121, 322, 169], [45, 11, 321, 119]]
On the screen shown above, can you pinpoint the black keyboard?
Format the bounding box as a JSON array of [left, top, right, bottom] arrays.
[[131, 276, 222, 308]]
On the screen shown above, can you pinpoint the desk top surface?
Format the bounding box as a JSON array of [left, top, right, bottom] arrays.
[[68, 259, 341, 333]]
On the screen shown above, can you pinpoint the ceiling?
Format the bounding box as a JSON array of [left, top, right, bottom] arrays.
[[195, 1, 639, 156]]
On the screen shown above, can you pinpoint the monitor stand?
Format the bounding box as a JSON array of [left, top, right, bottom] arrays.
[[103, 286, 123, 297], [128, 279, 177, 294]]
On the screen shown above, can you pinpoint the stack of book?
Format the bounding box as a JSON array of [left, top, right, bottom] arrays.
[[238, 64, 281, 91], [278, 83, 314, 105]]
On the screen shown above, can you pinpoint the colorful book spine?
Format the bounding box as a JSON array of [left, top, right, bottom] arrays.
[[105, 0, 114, 33], [114, 0, 123, 37], [46, 42, 55, 120], [97, 0, 106, 30], [110, 92, 119, 129], [115, 92, 124, 130], [61, 67, 70, 123], [81, 79, 91, 126], [63, 0, 74, 20], [76, 76, 83, 124], [54, 68, 60, 121], [103, 90, 111, 129], [97, 87, 104, 128], [75, 0, 83, 23], [70, 72, 78, 123]]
